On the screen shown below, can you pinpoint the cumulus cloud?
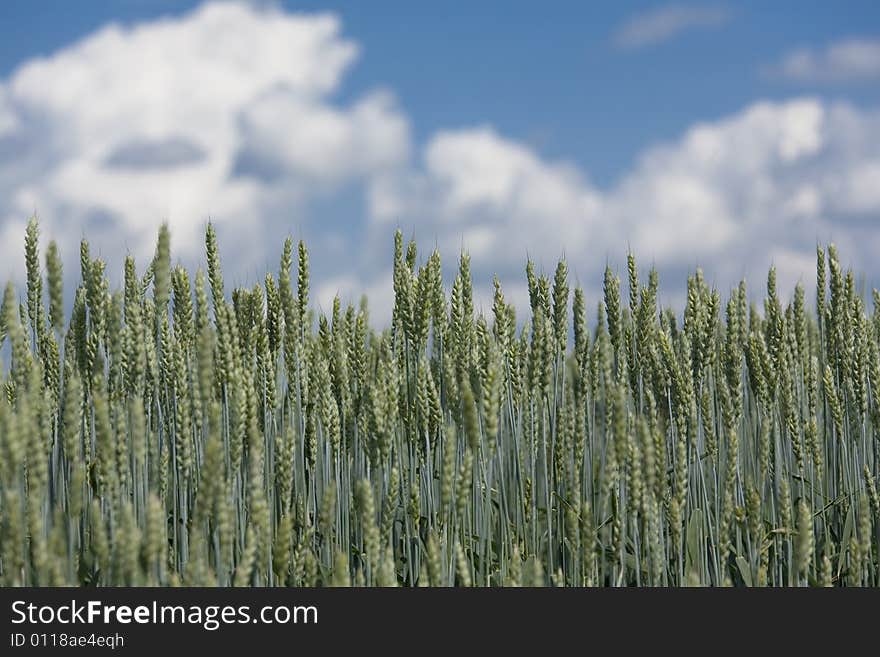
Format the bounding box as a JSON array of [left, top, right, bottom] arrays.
[[2, 1, 880, 322], [770, 38, 880, 82], [373, 98, 880, 308], [0, 1, 408, 283], [370, 127, 601, 266], [235, 89, 408, 185], [613, 4, 731, 50]]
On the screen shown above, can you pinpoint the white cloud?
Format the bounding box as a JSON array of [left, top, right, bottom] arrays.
[[605, 99, 827, 263], [370, 126, 602, 272], [0, 1, 408, 281], [237, 89, 408, 185], [613, 4, 731, 50], [0, 88, 17, 136], [373, 98, 880, 306], [771, 38, 880, 82]]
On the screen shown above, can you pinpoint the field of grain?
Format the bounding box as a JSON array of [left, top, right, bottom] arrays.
[[0, 217, 877, 586]]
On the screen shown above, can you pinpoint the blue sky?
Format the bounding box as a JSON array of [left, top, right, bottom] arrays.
[[1, 1, 880, 316]]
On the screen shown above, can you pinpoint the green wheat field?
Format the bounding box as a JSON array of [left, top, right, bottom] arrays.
[[0, 217, 877, 587]]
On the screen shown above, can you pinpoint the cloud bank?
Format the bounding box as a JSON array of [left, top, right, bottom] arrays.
[[0, 2, 408, 283], [1, 2, 880, 321]]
